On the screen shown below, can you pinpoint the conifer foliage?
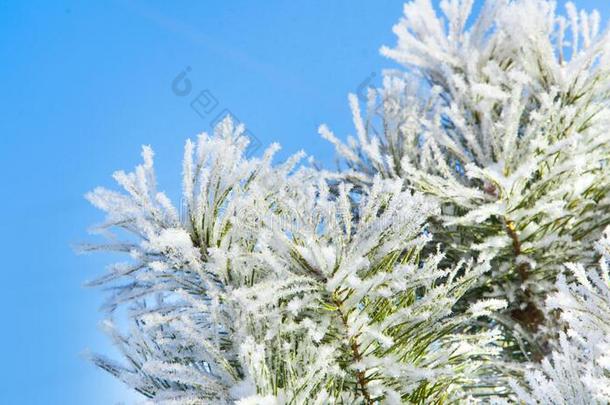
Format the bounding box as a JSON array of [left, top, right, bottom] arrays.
[[511, 229, 610, 404], [84, 1, 610, 403], [324, 0, 610, 359], [85, 119, 502, 403]]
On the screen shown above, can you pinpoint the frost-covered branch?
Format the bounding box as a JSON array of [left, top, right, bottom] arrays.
[[84, 118, 502, 403], [83, 118, 310, 403], [323, 0, 610, 356], [511, 228, 610, 403], [227, 176, 503, 403]]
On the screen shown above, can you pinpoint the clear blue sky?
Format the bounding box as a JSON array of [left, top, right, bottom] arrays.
[[0, 1, 607, 403]]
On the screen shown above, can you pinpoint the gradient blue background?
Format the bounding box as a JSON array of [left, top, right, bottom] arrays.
[[0, 1, 607, 403]]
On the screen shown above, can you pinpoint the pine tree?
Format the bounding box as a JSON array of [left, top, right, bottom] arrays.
[[323, 0, 610, 360], [82, 1, 610, 403]]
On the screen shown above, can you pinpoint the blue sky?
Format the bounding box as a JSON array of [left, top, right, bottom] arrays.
[[0, 0, 607, 403]]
